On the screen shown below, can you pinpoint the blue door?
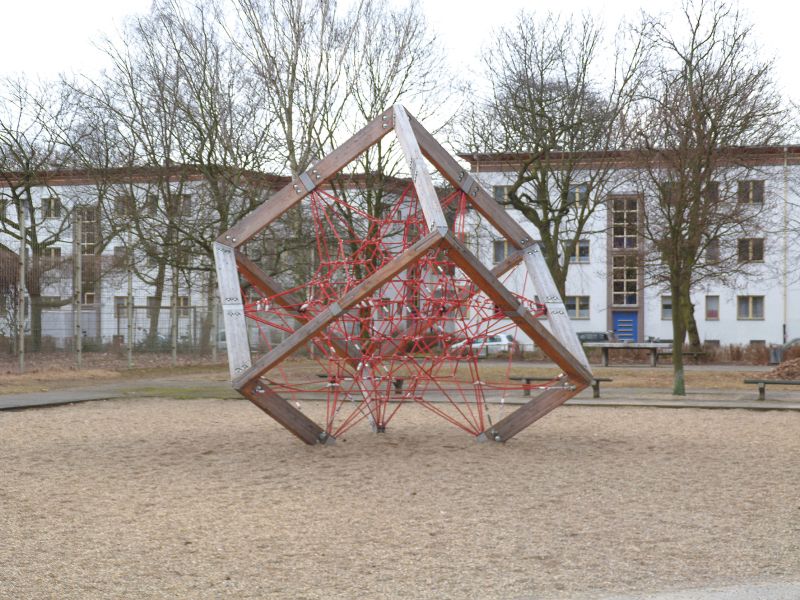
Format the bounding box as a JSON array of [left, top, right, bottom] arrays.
[[612, 311, 638, 341]]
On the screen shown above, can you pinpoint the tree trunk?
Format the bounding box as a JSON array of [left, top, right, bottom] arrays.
[[29, 294, 42, 352], [148, 264, 166, 345], [199, 275, 215, 354], [671, 282, 688, 396], [682, 289, 702, 351]]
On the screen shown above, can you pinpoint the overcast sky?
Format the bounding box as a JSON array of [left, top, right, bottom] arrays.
[[2, 0, 799, 100]]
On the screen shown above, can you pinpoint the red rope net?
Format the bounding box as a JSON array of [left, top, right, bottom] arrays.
[[242, 185, 554, 437]]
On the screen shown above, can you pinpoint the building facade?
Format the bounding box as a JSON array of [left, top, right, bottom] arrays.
[[461, 146, 800, 346]]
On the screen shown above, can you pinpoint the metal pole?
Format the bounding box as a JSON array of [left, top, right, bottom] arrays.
[[783, 147, 789, 344], [210, 293, 218, 362], [18, 203, 26, 374], [73, 217, 82, 369], [127, 228, 134, 368], [171, 263, 178, 366]]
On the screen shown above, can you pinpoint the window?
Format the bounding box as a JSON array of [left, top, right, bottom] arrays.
[[146, 193, 159, 215], [83, 292, 96, 305], [737, 238, 764, 263], [175, 295, 190, 317], [114, 296, 129, 318], [706, 238, 720, 263], [568, 239, 590, 263], [704, 181, 720, 202], [114, 194, 134, 217], [737, 180, 764, 204], [611, 196, 638, 249], [611, 254, 638, 305], [565, 296, 590, 319], [43, 247, 62, 260], [493, 240, 510, 264], [493, 186, 511, 204], [705, 295, 720, 320], [76, 205, 99, 255], [42, 197, 61, 218], [661, 295, 672, 320], [113, 246, 127, 268], [568, 183, 588, 208], [179, 193, 192, 216], [737, 295, 764, 320]]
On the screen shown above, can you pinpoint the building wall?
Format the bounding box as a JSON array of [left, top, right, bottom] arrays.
[[470, 160, 799, 346]]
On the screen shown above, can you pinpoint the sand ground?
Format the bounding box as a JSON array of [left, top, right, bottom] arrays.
[[1, 398, 798, 599]]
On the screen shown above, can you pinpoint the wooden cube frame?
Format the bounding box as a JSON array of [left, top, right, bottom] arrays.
[[214, 105, 593, 444]]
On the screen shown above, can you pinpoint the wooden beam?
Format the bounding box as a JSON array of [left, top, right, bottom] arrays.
[[217, 107, 395, 248], [214, 242, 251, 381], [373, 248, 526, 358], [235, 251, 361, 366], [441, 233, 593, 384], [232, 230, 445, 389], [481, 384, 588, 442], [239, 379, 328, 445], [393, 105, 448, 230], [407, 112, 590, 371]]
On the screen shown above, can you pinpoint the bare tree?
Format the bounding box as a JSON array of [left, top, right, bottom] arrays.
[[458, 11, 649, 296], [632, 0, 789, 394], [0, 77, 80, 351]]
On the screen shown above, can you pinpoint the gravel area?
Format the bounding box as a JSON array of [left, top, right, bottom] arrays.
[[1, 398, 798, 599]]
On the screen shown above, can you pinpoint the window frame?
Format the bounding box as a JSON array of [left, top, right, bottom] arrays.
[[705, 295, 720, 321], [737, 180, 765, 204], [661, 295, 673, 320], [737, 238, 764, 263], [565, 295, 590, 319], [42, 196, 61, 219], [737, 295, 764, 320]]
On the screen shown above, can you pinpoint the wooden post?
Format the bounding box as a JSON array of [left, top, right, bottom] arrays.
[[393, 105, 448, 231], [480, 385, 587, 442]]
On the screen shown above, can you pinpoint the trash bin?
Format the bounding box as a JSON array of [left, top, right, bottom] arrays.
[[768, 345, 783, 365]]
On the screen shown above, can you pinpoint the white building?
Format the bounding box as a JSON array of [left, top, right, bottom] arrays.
[[460, 146, 800, 346]]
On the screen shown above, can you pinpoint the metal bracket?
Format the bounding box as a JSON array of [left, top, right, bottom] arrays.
[[299, 170, 315, 192]]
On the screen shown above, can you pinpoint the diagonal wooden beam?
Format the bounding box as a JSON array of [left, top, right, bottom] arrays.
[[239, 378, 329, 445], [407, 112, 590, 370], [373, 246, 526, 357], [393, 105, 448, 230], [235, 251, 361, 367], [232, 229, 446, 390], [440, 232, 593, 384], [217, 107, 395, 248], [479, 384, 588, 443]]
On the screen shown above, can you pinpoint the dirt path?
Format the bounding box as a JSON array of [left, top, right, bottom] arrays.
[[2, 398, 798, 599]]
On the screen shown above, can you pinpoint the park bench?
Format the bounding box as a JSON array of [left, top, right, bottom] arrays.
[[510, 375, 613, 399], [743, 379, 800, 401], [318, 373, 406, 394]]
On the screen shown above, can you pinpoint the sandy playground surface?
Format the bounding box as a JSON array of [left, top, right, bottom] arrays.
[[1, 398, 799, 599]]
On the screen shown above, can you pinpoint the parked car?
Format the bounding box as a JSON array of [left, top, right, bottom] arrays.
[[576, 331, 618, 343], [451, 334, 515, 357]]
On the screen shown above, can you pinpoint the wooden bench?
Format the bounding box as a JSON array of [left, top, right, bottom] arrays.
[[317, 373, 405, 394], [510, 376, 613, 399], [743, 379, 800, 401]]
